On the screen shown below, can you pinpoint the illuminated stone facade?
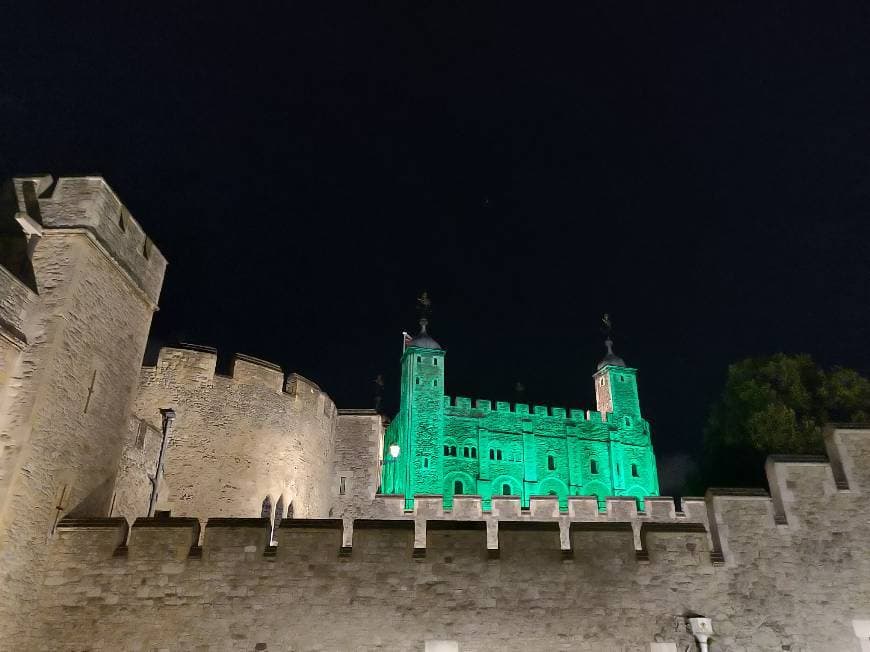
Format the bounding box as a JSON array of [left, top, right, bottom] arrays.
[[382, 322, 660, 510], [4, 175, 870, 650]]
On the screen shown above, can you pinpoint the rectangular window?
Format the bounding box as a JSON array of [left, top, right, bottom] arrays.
[[496, 450, 503, 461], [490, 449, 495, 460], [433, 358, 438, 366], [339, 477, 346, 495], [423, 458, 429, 469]]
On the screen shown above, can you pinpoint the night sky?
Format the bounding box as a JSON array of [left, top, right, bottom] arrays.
[[3, 4, 870, 492]]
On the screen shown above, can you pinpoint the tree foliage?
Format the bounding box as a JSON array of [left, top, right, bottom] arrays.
[[699, 354, 870, 488]]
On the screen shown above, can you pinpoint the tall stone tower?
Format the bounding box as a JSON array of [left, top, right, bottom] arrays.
[[593, 337, 659, 497], [384, 318, 445, 507], [0, 176, 166, 637]]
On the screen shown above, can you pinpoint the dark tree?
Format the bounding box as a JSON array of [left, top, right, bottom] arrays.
[[697, 354, 870, 489]]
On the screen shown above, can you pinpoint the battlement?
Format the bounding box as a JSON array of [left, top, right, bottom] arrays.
[[8, 175, 166, 304], [32, 426, 870, 652], [146, 345, 335, 414], [444, 395, 606, 423]]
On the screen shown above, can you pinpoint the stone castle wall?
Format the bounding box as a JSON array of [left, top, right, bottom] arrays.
[[0, 176, 167, 642], [125, 346, 342, 525], [18, 426, 870, 651]]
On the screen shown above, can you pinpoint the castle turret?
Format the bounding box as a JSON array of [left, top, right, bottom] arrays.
[[383, 314, 445, 507], [0, 176, 167, 637], [593, 338, 641, 422], [592, 335, 659, 499]]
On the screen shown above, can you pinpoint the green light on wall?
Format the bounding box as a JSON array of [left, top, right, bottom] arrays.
[[381, 323, 660, 512]]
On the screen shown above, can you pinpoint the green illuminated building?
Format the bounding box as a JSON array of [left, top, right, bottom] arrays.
[[381, 318, 660, 511]]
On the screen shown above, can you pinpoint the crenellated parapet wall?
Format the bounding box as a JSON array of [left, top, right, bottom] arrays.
[[7, 175, 166, 304], [120, 345, 341, 526], [23, 426, 870, 651], [445, 395, 607, 424]]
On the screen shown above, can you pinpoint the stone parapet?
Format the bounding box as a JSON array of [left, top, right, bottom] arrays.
[[10, 175, 167, 304]]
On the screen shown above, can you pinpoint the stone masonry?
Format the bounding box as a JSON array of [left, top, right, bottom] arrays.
[[3, 175, 870, 650], [21, 426, 870, 651]]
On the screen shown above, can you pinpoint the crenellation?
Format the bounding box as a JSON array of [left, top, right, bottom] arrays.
[[230, 353, 284, 392], [528, 494, 560, 518], [202, 518, 270, 561], [154, 345, 217, 382], [11, 175, 167, 304], [128, 517, 200, 561], [55, 517, 129, 559]]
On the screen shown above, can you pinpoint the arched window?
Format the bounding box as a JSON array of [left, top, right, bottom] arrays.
[[272, 496, 284, 544], [444, 445, 450, 455], [454, 480, 463, 495], [502, 483, 511, 495], [624, 416, 631, 427], [471, 447, 477, 459], [631, 463, 639, 477], [547, 455, 556, 471], [463, 447, 470, 458], [261, 496, 272, 519], [590, 459, 598, 474], [450, 445, 457, 456], [548, 490, 557, 496]]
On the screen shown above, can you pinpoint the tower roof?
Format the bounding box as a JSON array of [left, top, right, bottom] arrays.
[[407, 318, 441, 350], [597, 337, 625, 370]]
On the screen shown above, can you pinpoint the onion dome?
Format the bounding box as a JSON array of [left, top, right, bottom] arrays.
[[407, 318, 441, 350], [597, 337, 625, 370]]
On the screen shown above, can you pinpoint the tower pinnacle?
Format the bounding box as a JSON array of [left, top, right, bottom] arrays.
[[407, 292, 441, 350], [597, 314, 626, 370]]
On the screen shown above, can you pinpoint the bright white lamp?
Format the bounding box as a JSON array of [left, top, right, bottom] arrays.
[[388, 443, 400, 459]]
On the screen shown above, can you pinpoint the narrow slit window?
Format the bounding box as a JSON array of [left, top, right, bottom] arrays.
[[433, 358, 438, 366], [631, 463, 639, 477], [339, 477, 346, 495], [547, 455, 556, 471], [471, 447, 477, 459], [416, 377, 420, 385], [590, 459, 598, 474], [423, 458, 429, 469], [496, 450, 503, 461], [490, 449, 495, 460], [433, 379, 438, 387]]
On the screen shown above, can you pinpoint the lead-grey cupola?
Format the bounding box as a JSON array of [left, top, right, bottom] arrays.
[[597, 337, 625, 370], [407, 318, 441, 350]]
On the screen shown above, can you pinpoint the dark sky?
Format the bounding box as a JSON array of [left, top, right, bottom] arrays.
[[3, 3, 870, 487]]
